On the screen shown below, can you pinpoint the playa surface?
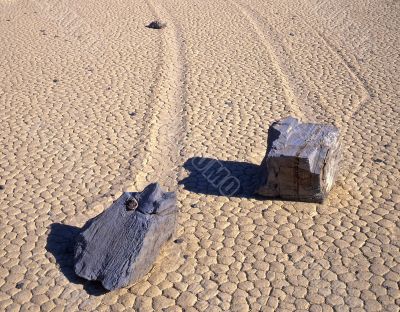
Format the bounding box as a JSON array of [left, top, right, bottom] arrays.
[[0, 0, 399, 310]]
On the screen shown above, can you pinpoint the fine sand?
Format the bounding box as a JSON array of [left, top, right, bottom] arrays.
[[1, 0, 399, 310]]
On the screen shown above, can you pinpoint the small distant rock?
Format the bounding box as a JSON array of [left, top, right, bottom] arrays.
[[0, 185, 5, 190], [174, 238, 183, 244], [53, 79, 58, 83], [191, 203, 198, 208], [129, 111, 136, 117], [146, 21, 167, 29], [16, 282, 24, 289], [289, 32, 295, 36]]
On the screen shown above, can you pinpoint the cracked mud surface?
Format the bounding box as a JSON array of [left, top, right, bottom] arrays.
[[0, 0, 399, 311]]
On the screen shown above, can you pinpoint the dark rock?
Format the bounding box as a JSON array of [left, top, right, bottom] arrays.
[[53, 79, 58, 83], [125, 197, 138, 210], [146, 21, 167, 29], [256, 116, 341, 203], [74, 183, 177, 290], [174, 238, 183, 244], [0, 185, 4, 190]]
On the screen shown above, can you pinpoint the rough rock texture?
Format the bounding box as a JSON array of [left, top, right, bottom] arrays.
[[74, 183, 177, 290], [256, 116, 341, 203]]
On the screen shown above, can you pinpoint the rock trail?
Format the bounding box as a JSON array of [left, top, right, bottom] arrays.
[[133, 0, 188, 191]]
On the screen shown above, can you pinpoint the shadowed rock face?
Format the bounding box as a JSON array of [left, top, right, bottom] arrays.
[[257, 117, 341, 203], [74, 183, 177, 290]]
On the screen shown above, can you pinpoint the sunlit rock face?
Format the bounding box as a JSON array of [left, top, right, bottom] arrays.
[[74, 183, 177, 290], [257, 117, 341, 203]]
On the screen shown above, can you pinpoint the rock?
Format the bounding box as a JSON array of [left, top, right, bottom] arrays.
[[74, 183, 178, 290], [256, 116, 341, 203], [146, 21, 167, 29]]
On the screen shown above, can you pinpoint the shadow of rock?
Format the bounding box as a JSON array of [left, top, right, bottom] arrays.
[[46, 223, 108, 296], [179, 157, 262, 198]]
